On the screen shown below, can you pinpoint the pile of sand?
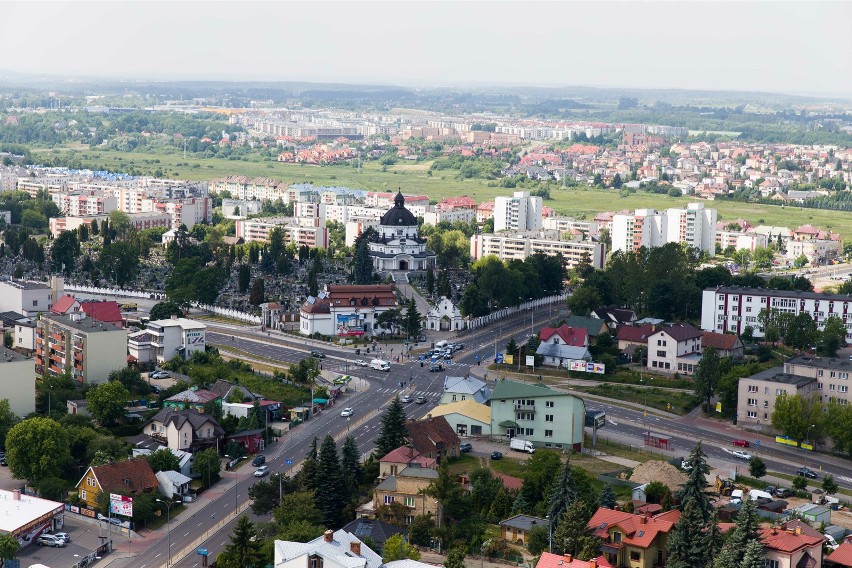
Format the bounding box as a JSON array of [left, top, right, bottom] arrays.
[[629, 460, 688, 487]]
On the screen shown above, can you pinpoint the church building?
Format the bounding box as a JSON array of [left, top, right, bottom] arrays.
[[369, 191, 436, 272]]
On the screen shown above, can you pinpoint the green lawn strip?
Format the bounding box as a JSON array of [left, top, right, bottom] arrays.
[[768, 471, 852, 499], [193, 314, 255, 326], [486, 364, 695, 390], [211, 343, 292, 370], [146, 502, 187, 531]]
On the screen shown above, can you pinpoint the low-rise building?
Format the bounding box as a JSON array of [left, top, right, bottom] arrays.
[[299, 285, 399, 338], [591, 306, 637, 330], [155, 470, 192, 499], [221, 198, 262, 219], [536, 325, 592, 368], [35, 313, 127, 384], [426, 297, 464, 332], [0, 489, 65, 548], [274, 529, 383, 568], [405, 416, 461, 461], [701, 331, 744, 358], [536, 552, 611, 568], [759, 522, 824, 568], [736, 367, 819, 427], [500, 515, 550, 546], [587, 507, 681, 568], [0, 346, 35, 417], [128, 317, 206, 364], [490, 379, 585, 451], [0, 278, 56, 317], [235, 216, 329, 248], [646, 323, 702, 375], [76, 457, 159, 510], [373, 467, 440, 526], [441, 375, 490, 405], [426, 400, 491, 437], [144, 408, 225, 453], [378, 446, 436, 480], [0, 311, 37, 354], [784, 355, 852, 406]]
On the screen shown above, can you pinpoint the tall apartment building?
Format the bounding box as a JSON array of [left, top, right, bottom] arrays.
[[144, 197, 212, 230], [716, 230, 767, 252], [0, 346, 35, 417], [701, 286, 852, 341], [208, 176, 289, 202], [52, 192, 118, 217], [35, 313, 127, 384], [612, 204, 717, 254], [235, 217, 328, 248], [470, 231, 605, 270], [494, 191, 543, 232]]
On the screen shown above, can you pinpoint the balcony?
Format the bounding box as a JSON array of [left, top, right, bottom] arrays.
[[514, 402, 536, 411]]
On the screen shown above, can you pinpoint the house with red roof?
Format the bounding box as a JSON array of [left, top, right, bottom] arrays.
[[760, 522, 824, 568], [701, 331, 744, 358], [536, 552, 611, 568], [51, 295, 81, 315], [80, 301, 123, 327], [378, 445, 436, 480], [646, 323, 703, 375], [587, 508, 681, 568], [827, 542, 852, 567], [537, 325, 592, 367]]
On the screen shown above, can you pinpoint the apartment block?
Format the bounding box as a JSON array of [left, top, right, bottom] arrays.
[[49, 211, 171, 238], [35, 313, 127, 384], [145, 197, 212, 230], [221, 198, 262, 219], [128, 317, 206, 364], [716, 230, 767, 252], [542, 216, 598, 238], [665, 203, 717, 254], [784, 355, 852, 406], [365, 191, 429, 210], [470, 230, 605, 270], [0, 346, 35, 416], [0, 279, 56, 317], [494, 191, 543, 232], [612, 203, 717, 254], [52, 192, 118, 217], [235, 216, 329, 248], [701, 286, 852, 340], [611, 209, 666, 253]]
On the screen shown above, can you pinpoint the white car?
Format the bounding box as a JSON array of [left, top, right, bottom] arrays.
[[340, 408, 354, 417], [253, 465, 270, 477], [732, 450, 752, 460], [150, 370, 170, 379], [353, 359, 368, 367]]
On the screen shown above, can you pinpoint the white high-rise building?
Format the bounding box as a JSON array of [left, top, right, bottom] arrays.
[[665, 203, 717, 254], [493, 191, 543, 232], [611, 203, 717, 254], [611, 209, 666, 253]]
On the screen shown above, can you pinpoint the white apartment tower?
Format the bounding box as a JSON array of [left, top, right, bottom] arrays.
[[611, 209, 666, 253], [612, 203, 717, 254], [493, 191, 543, 232], [666, 203, 717, 254]]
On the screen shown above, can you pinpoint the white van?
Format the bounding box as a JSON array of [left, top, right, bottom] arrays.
[[370, 359, 390, 371], [509, 438, 535, 453], [435, 340, 448, 349]]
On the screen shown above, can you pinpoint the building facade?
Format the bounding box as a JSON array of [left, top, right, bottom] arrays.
[[494, 191, 543, 232], [0, 279, 56, 317], [0, 346, 35, 416], [35, 313, 127, 384], [128, 317, 206, 364], [470, 231, 605, 270], [299, 284, 399, 338], [368, 192, 435, 272], [646, 323, 703, 375]]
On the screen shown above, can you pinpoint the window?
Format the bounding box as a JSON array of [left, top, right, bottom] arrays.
[[546, 401, 554, 408], [545, 415, 554, 422], [545, 430, 553, 437], [630, 551, 641, 562], [524, 428, 534, 436], [404, 497, 416, 508], [87, 477, 96, 487], [33, 300, 38, 306], [748, 385, 758, 393], [767, 561, 779, 568], [471, 425, 482, 436], [452, 395, 457, 402], [406, 515, 415, 525], [613, 532, 622, 543], [747, 411, 757, 419], [80, 490, 87, 501], [830, 384, 836, 391], [384, 495, 395, 505], [656, 350, 666, 357], [840, 385, 848, 393], [747, 398, 757, 407]]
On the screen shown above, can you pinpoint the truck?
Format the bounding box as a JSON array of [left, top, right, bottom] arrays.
[[370, 359, 390, 371], [509, 438, 535, 454]]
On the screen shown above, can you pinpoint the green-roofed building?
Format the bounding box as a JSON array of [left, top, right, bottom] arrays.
[[490, 378, 586, 451], [563, 314, 610, 341]]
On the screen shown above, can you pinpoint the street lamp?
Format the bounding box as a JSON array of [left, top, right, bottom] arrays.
[[156, 499, 180, 567], [639, 376, 652, 438], [546, 514, 552, 553], [806, 423, 816, 447]]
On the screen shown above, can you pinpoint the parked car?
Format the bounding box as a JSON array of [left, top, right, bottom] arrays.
[[775, 487, 793, 498], [732, 450, 752, 460], [401, 395, 413, 403], [37, 534, 66, 547], [353, 359, 368, 367], [453, 344, 464, 352], [310, 350, 325, 359], [254, 466, 270, 477], [490, 451, 503, 460], [49, 532, 71, 543], [732, 439, 750, 447], [150, 370, 170, 379], [429, 363, 444, 372], [251, 455, 266, 467], [764, 485, 776, 495], [340, 407, 354, 417], [415, 396, 427, 404], [797, 467, 818, 479], [460, 442, 472, 453]]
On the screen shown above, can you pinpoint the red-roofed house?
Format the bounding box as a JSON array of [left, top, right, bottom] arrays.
[[81, 301, 124, 327], [51, 295, 81, 315], [793, 224, 821, 240], [647, 323, 703, 375], [826, 542, 852, 567], [476, 201, 495, 223], [587, 507, 681, 568], [494, 472, 523, 492], [537, 325, 592, 367], [701, 331, 744, 358], [379, 446, 437, 480], [760, 523, 824, 568], [536, 552, 612, 568], [616, 324, 655, 351]]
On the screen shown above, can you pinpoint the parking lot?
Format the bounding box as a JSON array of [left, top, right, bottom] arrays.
[[16, 515, 115, 567]]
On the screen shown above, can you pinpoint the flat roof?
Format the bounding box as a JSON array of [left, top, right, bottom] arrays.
[[0, 490, 64, 534], [41, 313, 123, 333], [786, 355, 852, 372], [148, 317, 206, 330], [708, 286, 852, 302], [743, 367, 817, 387], [0, 279, 50, 291], [0, 346, 29, 363]]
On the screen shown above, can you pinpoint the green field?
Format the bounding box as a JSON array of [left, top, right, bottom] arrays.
[[35, 147, 852, 239]]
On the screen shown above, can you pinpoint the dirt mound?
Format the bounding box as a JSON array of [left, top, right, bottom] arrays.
[[629, 460, 688, 487]]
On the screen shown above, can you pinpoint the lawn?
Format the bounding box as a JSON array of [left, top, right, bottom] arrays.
[[35, 147, 852, 239], [571, 383, 699, 414]]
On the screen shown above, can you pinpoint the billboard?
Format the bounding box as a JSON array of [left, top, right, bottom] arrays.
[[504, 354, 514, 364], [568, 360, 605, 374], [110, 494, 133, 517], [336, 314, 365, 336], [525, 355, 535, 366]]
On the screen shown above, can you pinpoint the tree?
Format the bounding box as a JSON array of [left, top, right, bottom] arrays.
[[382, 534, 421, 562], [527, 525, 549, 555], [341, 435, 361, 500], [145, 448, 180, 473], [375, 397, 408, 458], [404, 299, 422, 339], [99, 240, 140, 286], [301, 437, 320, 492], [748, 456, 767, 478], [694, 347, 721, 414], [50, 230, 80, 276], [547, 459, 577, 530], [792, 474, 809, 491], [316, 435, 345, 528], [0, 399, 19, 447], [552, 501, 598, 559], [149, 301, 183, 321], [819, 316, 847, 356], [598, 484, 616, 509], [277, 519, 326, 542], [408, 514, 436, 546], [825, 401, 852, 456], [678, 443, 713, 522], [215, 515, 262, 568], [274, 490, 323, 527], [249, 277, 265, 306], [86, 381, 131, 426], [771, 393, 823, 443], [489, 487, 513, 521], [192, 447, 221, 488], [425, 268, 435, 295], [715, 498, 761, 567], [566, 287, 601, 317], [238, 264, 251, 294], [5, 417, 71, 482], [108, 210, 132, 239], [822, 475, 838, 496], [352, 228, 375, 285], [644, 481, 672, 505], [34, 476, 68, 502], [738, 538, 766, 568], [0, 533, 20, 564], [666, 499, 711, 568], [445, 547, 466, 568], [505, 337, 518, 358]]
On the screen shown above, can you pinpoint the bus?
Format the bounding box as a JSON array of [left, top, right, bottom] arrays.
[[119, 303, 138, 313]]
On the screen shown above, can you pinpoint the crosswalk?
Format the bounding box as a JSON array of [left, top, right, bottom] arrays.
[[376, 387, 443, 399]]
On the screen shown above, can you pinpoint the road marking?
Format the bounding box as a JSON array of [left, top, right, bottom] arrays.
[[184, 532, 190, 537], [155, 553, 162, 558]]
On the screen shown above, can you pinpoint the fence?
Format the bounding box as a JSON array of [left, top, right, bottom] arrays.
[[465, 292, 569, 331], [194, 303, 261, 324]]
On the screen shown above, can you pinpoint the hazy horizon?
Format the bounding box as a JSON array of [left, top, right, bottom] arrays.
[[2, 1, 850, 98]]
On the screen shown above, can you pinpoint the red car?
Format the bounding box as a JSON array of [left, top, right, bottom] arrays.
[[732, 439, 750, 448]]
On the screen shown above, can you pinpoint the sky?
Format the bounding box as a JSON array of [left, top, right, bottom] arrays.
[[2, 1, 850, 96]]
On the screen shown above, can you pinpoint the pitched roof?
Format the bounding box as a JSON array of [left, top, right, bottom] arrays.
[[759, 525, 824, 554], [89, 457, 158, 494], [427, 400, 490, 425], [587, 507, 680, 549], [536, 343, 591, 360], [379, 446, 436, 469], [405, 416, 460, 454], [51, 295, 78, 314], [536, 552, 613, 568], [827, 542, 852, 567], [563, 315, 609, 336], [166, 388, 220, 405], [494, 472, 523, 492], [443, 375, 487, 396], [652, 322, 702, 342], [80, 301, 123, 325], [540, 325, 588, 347], [701, 331, 741, 351], [491, 379, 566, 400], [149, 408, 225, 436], [617, 324, 655, 343], [591, 305, 636, 325], [155, 470, 192, 486], [274, 529, 382, 568], [341, 518, 406, 548]]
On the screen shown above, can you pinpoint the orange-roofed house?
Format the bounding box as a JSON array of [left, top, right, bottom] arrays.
[[587, 508, 681, 568], [826, 542, 852, 567], [536, 552, 612, 568], [378, 445, 436, 480], [537, 325, 591, 367], [700, 331, 744, 359], [760, 523, 824, 568]]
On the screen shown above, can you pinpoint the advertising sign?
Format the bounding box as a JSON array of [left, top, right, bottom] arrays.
[[525, 355, 535, 366], [336, 314, 365, 336], [504, 354, 514, 364], [109, 494, 133, 517]]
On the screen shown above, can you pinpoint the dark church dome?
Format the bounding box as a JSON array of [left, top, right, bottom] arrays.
[[379, 190, 417, 226]]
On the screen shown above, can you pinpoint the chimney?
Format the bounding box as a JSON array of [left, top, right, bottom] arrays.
[[11, 490, 20, 501], [589, 560, 597, 568], [564, 554, 572, 563], [640, 515, 647, 524], [771, 525, 777, 535], [323, 530, 333, 543], [350, 540, 361, 556], [795, 526, 801, 535]]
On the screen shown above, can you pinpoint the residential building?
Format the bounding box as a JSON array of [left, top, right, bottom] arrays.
[[52, 192, 118, 217], [221, 198, 262, 219], [490, 379, 586, 451], [0, 489, 65, 548], [759, 522, 824, 568], [700, 286, 852, 341], [562, 315, 610, 342], [143, 408, 225, 452], [542, 216, 598, 238], [646, 323, 703, 375], [611, 209, 666, 253], [827, 542, 852, 567], [587, 508, 681, 568], [736, 367, 819, 427], [0, 278, 56, 317], [405, 416, 461, 461], [235, 216, 329, 248], [365, 191, 429, 210], [494, 191, 543, 232], [427, 400, 491, 437], [470, 230, 605, 270], [368, 192, 435, 272], [0, 311, 36, 354], [35, 313, 127, 384], [145, 197, 212, 230], [700, 331, 744, 358], [49, 211, 171, 238], [665, 202, 717, 254], [611, 204, 717, 254], [378, 446, 436, 480], [373, 467, 440, 525], [274, 529, 383, 568], [500, 515, 550, 545], [786, 237, 841, 265], [441, 375, 491, 405], [426, 296, 464, 332], [781, 355, 852, 406], [299, 284, 399, 338], [716, 229, 767, 253], [76, 457, 159, 510], [155, 470, 192, 499], [591, 306, 637, 330], [128, 317, 206, 364], [163, 386, 221, 412], [129, 441, 193, 478], [536, 325, 592, 368], [340, 519, 407, 554], [536, 552, 611, 568], [0, 346, 35, 416]]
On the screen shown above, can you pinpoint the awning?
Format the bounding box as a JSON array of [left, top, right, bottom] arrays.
[[313, 398, 328, 404], [499, 420, 519, 429]]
